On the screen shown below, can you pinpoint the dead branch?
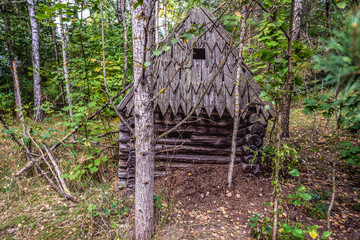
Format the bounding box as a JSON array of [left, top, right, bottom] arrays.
[[0, 115, 77, 202], [14, 83, 133, 176]]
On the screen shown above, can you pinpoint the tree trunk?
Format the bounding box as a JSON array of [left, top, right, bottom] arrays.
[[155, 0, 159, 45], [281, 0, 296, 138], [58, 6, 74, 123], [163, 0, 167, 38], [292, 0, 304, 40], [121, 0, 129, 87], [326, 0, 332, 38], [27, 0, 43, 121], [3, 4, 26, 135], [51, 25, 66, 104], [132, 0, 155, 239], [228, 6, 247, 188], [116, 0, 123, 24]]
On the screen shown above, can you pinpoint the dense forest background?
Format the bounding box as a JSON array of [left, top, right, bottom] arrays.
[[0, 0, 359, 239]]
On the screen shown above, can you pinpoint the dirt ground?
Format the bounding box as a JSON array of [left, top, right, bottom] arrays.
[[154, 164, 273, 239], [152, 110, 360, 240]]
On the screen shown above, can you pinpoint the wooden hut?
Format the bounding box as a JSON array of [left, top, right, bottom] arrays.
[[117, 7, 275, 191]]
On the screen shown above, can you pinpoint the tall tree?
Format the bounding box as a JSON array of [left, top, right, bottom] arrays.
[[281, 0, 302, 138], [273, 0, 295, 238], [292, 0, 304, 40], [2, 3, 26, 135], [228, 6, 247, 188], [155, 0, 159, 45], [27, 0, 43, 121], [58, 1, 74, 122], [163, 0, 167, 38], [131, 0, 155, 239]]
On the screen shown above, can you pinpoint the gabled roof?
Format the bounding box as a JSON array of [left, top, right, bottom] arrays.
[[118, 7, 275, 119]]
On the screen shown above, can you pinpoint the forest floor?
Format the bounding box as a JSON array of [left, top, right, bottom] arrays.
[[0, 108, 359, 239]]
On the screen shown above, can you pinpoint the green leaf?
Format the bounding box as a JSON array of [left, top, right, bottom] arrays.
[[144, 62, 150, 67], [163, 46, 171, 51], [94, 159, 101, 166], [153, 50, 162, 56], [337, 2, 346, 9], [321, 231, 332, 239], [171, 38, 179, 44], [283, 224, 293, 233], [289, 169, 300, 177], [300, 193, 312, 201], [292, 228, 303, 238], [297, 185, 306, 193]]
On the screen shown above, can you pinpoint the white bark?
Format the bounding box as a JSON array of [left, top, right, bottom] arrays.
[[132, 0, 155, 238], [27, 0, 43, 121], [292, 0, 304, 40], [121, 0, 129, 87], [228, 7, 247, 188], [58, 2, 74, 122], [155, 0, 159, 45], [163, 0, 167, 38]]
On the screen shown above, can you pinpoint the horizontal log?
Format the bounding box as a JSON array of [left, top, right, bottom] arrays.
[[120, 142, 242, 155], [248, 113, 267, 126], [240, 145, 257, 156], [155, 154, 242, 164], [245, 134, 263, 147], [248, 123, 265, 137], [155, 162, 193, 168]]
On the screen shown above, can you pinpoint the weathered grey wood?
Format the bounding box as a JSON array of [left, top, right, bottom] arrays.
[[156, 154, 242, 164], [249, 113, 267, 126], [117, 7, 275, 120], [116, 7, 274, 192], [245, 134, 263, 147], [248, 123, 266, 137]]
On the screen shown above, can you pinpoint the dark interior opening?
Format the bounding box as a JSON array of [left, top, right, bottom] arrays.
[[193, 48, 206, 60]]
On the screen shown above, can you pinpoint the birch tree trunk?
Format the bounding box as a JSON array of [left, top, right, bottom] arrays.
[[132, 0, 155, 239], [228, 7, 247, 188], [3, 4, 26, 134], [292, 0, 304, 40], [163, 0, 167, 38], [27, 0, 43, 121], [58, 5, 74, 122], [116, 0, 123, 24], [155, 0, 159, 45], [51, 23, 66, 104], [121, 0, 129, 87]]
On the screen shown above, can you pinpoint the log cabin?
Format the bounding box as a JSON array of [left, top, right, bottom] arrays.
[[117, 7, 275, 192]]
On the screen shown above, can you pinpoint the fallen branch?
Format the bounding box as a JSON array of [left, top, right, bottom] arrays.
[[14, 83, 133, 176], [0, 115, 77, 202]]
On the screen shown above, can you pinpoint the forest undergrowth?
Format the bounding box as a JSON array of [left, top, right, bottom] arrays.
[[1, 108, 359, 239]]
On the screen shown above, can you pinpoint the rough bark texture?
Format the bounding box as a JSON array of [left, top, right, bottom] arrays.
[[155, 0, 159, 45], [132, 0, 155, 239], [292, 0, 304, 40], [121, 0, 129, 87], [163, 0, 167, 38], [229, 6, 247, 189], [51, 25, 66, 104], [27, 0, 43, 121], [59, 7, 74, 122], [116, 0, 123, 24]]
